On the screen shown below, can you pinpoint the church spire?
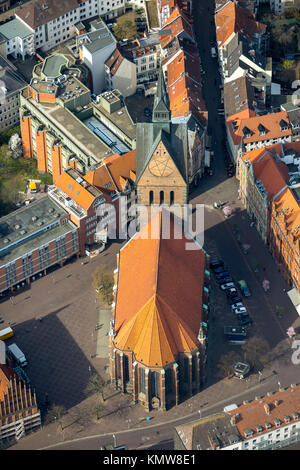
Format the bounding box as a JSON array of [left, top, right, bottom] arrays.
[[152, 68, 171, 126]]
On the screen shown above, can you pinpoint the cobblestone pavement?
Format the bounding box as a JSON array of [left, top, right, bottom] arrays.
[[0, 241, 121, 410]]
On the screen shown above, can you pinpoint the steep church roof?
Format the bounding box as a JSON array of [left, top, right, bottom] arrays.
[[113, 210, 207, 367]]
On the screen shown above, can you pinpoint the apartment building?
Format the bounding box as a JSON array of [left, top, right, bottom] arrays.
[[237, 141, 300, 293], [175, 383, 300, 450], [110, 209, 210, 411], [8, 0, 125, 54], [0, 18, 35, 60], [156, 0, 191, 27], [118, 32, 161, 86], [104, 48, 137, 97], [20, 55, 136, 181], [77, 19, 116, 94], [226, 110, 292, 162], [0, 364, 41, 442], [51, 150, 137, 253], [238, 143, 289, 243], [0, 56, 26, 132], [0, 196, 79, 295], [215, 1, 268, 79], [281, 103, 300, 143]]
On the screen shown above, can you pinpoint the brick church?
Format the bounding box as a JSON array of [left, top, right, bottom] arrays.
[[136, 69, 205, 207], [109, 210, 210, 411]]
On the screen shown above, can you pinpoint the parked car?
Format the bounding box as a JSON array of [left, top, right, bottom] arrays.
[[226, 288, 238, 297], [210, 259, 224, 269], [216, 271, 230, 280], [238, 280, 251, 297], [227, 296, 242, 305], [214, 266, 228, 274], [238, 315, 253, 326], [220, 282, 235, 290], [233, 307, 247, 315], [231, 302, 244, 311], [217, 277, 233, 284]]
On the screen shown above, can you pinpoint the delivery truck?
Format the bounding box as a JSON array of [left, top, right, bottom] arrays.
[[7, 343, 28, 367], [0, 327, 13, 341]]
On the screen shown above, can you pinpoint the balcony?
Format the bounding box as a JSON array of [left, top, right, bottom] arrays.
[[48, 186, 86, 219]]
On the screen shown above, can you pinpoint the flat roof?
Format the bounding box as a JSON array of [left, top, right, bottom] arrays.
[[79, 23, 115, 54], [0, 195, 76, 266], [0, 18, 33, 40], [94, 100, 136, 140], [42, 54, 68, 79]]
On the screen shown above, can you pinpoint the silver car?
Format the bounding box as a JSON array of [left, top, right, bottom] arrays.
[[233, 307, 247, 315]]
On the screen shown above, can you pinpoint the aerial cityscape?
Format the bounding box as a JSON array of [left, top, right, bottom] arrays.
[[0, 0, 300, 454]]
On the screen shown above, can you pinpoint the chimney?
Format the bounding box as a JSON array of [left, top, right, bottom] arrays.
[[231, 415, 237, 425], [274, 400, 279, 407], [264, 404, 270, 415]]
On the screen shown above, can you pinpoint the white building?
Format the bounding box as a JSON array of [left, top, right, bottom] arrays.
[[175, 383, 300, 450], [77, 19, 116, 94], [0, 18, 35, 60], [13, 0, 125, 53], [105, 48, 137, 97]]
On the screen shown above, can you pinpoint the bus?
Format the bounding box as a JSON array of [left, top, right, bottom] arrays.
[[0, 327, 14, 341], [224, 326, 247, 343]]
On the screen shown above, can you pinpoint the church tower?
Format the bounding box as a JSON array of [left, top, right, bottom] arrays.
[[135, 68, 188, 207], [152, 69, 171, 134]]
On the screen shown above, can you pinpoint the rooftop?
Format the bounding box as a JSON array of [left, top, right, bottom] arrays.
[[0, 17, 33, 40], [0, 195, 75, 267], [113, 210, 206, 368], [77, 20, 116, 54], [16, 0, 79, 30]]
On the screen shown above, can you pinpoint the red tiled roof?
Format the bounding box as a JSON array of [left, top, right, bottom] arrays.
[[105, 48, 125, 77], [228, 384, 300, 440], [227, 111, 292, 146], [216, 1, 266, 48], [160, 6, 194, 48], [85, 150, 136, 193], [113, 210, 206, 367], [166, 47, 207, 124]]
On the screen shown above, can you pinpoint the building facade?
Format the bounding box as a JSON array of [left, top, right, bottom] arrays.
[[20, 55, 136, 180], [0, 364, 41, 442], [0, 196, 79, 295], [175, 383, 300, 450]]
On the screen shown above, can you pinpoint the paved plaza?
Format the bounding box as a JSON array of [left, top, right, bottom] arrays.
[[0, 242, 121, 411]]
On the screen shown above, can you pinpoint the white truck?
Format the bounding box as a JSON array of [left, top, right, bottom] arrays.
[[7, 343, 28, 367], [211, 47, 217, 58]]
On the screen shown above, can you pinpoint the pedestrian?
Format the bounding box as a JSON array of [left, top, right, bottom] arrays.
[[283, 288, 286, 293]]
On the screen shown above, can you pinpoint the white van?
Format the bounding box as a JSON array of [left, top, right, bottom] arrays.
[[7, 343, 28, 367]]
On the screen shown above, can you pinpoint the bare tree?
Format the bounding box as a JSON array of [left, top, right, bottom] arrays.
[[241, 337, 269, 370], [44, 405, 66, 431], [216, 351, 241, 379], [92, 267, 114, 306], [85, 373, 109, 402]]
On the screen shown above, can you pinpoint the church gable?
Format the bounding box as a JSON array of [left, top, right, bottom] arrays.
[[138, 140, 186, 187]]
